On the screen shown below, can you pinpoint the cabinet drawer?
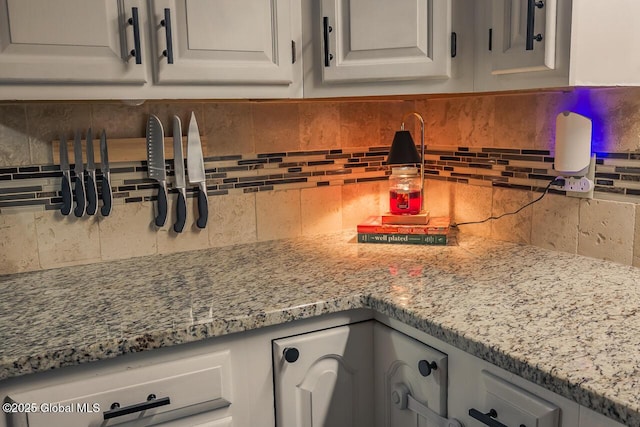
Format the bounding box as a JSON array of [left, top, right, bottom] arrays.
[[5, 351, 232, 426], [467, 370, 560, 427]]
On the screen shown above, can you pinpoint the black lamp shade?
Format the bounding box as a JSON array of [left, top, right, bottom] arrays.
[[387, 130, 421, 165]]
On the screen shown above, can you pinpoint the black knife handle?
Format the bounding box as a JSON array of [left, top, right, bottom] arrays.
[[155, 180, 168, 227], [61, 171, 72, 216], [161, 8, 174, 64], [86, 172, 98, 215], [196, 181, 208, 229], [129, 7, 142, 64], [174, 188, 187, 233], [101, 172, 112, 216], [74, 173, 85, 217]]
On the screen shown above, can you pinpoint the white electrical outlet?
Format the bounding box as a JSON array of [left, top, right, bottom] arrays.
[[552, 176, 594, 192], [550, 155, 596, 199]]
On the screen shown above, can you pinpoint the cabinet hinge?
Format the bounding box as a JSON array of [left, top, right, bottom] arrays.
[[291, 40, 296, 64], [488, 28, 493, 51]]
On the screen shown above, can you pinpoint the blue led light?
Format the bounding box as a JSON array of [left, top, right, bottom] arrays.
[[562, 88, 609, 153]]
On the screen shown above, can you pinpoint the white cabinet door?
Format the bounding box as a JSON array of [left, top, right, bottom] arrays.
[[0, 0, 148, 84], [273, 322, 374, 427], [319, 0, 451, 83], [473, 0, 571, 91], [490, 0, 557, 74], [373, 322, 449, 427], [150, 0, 296, 85]]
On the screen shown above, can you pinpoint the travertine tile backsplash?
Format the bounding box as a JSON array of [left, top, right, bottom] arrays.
[[1, 87, 640, 275]]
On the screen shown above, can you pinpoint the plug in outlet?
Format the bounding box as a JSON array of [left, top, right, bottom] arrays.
[[553, 176, 594, 191], [550, 155, 595, 199]]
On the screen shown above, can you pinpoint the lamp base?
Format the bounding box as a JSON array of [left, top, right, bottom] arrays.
[[381, 211, 430, 225]]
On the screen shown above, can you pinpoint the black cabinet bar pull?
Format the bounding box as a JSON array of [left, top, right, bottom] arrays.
[[451, 32, 457, 58], [526, 0, 544, 50], [128, 7, 142, 64], [291, 40, 296, 64], [323, 17, 333, 67], [488, 28, 493, 51], [161, 8, 174, 64], [104, 395, 170, 420], [469, 408, 512, 427]]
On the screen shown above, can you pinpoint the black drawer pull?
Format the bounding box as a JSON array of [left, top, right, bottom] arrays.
[[469, 408, 508, 427], [128, 7, 142, 64], [161, 8, 174, 64], [451, 32, 457, 58], [526, 0, 544, 50], [323, 17, 333, 66], [103, 395, 170, 420]]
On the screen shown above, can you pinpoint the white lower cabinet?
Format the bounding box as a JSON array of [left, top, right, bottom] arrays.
[[3, 350, 235, 427], [0, 311, 627, 427], [373, 322, 452, 427], [272, 321, 453, 427], [272, 322, 374, 427]]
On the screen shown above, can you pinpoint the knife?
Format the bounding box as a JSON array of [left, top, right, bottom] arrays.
[[85, 128, 98, 215], [100, 130, 113, 216], [59, 134, 73, 216], [187, 112, 208, 229], [73, 130, 85, 217], [146, 114, 168, 227], [172, 116, 187, 233]]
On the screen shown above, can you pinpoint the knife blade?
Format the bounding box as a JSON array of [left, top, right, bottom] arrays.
[[172, 116, 187, 233], [187, 112, 208, 229], [146, 114, 168, 227], [59, 134, 72, 216], [99, 130, 113, 216], [85, 128, 98, 215], [73, 130, 85, 217]]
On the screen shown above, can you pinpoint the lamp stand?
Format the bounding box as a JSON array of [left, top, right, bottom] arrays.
[[400, 112, 425, 212]]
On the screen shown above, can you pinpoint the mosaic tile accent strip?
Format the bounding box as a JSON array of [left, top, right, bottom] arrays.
[[1, 146, 640, 214]]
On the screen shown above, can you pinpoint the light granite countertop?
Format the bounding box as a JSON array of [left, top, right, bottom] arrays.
[[1, 232, 640, 425]]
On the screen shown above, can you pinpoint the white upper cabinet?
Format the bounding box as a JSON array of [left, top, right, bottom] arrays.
[[150, 0, 296, 85], [4, 0, 640, 99], [320, 0, 450, 83], [490, 0, 557, 74], [303, 0, 474, 97], [474, 0, 571, 91], [475, 0, 640, 91], [0, 0, 148, 84], [0, 0, 302, 99]]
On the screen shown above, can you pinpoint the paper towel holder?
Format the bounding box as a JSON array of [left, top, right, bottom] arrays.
[[552, 111, 595, 198]]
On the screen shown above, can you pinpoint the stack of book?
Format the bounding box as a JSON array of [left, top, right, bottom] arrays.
[[357, 215, 452, 245]]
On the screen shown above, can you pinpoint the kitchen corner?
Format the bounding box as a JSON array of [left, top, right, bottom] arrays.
[[2, 1, 640, 425], [1, 231, 640, 425]]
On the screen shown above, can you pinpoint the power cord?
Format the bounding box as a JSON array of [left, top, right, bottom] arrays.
[[451, 178, 564, 228]]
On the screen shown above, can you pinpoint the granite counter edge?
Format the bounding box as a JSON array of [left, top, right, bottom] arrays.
[[1, 293, 636, 426]]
